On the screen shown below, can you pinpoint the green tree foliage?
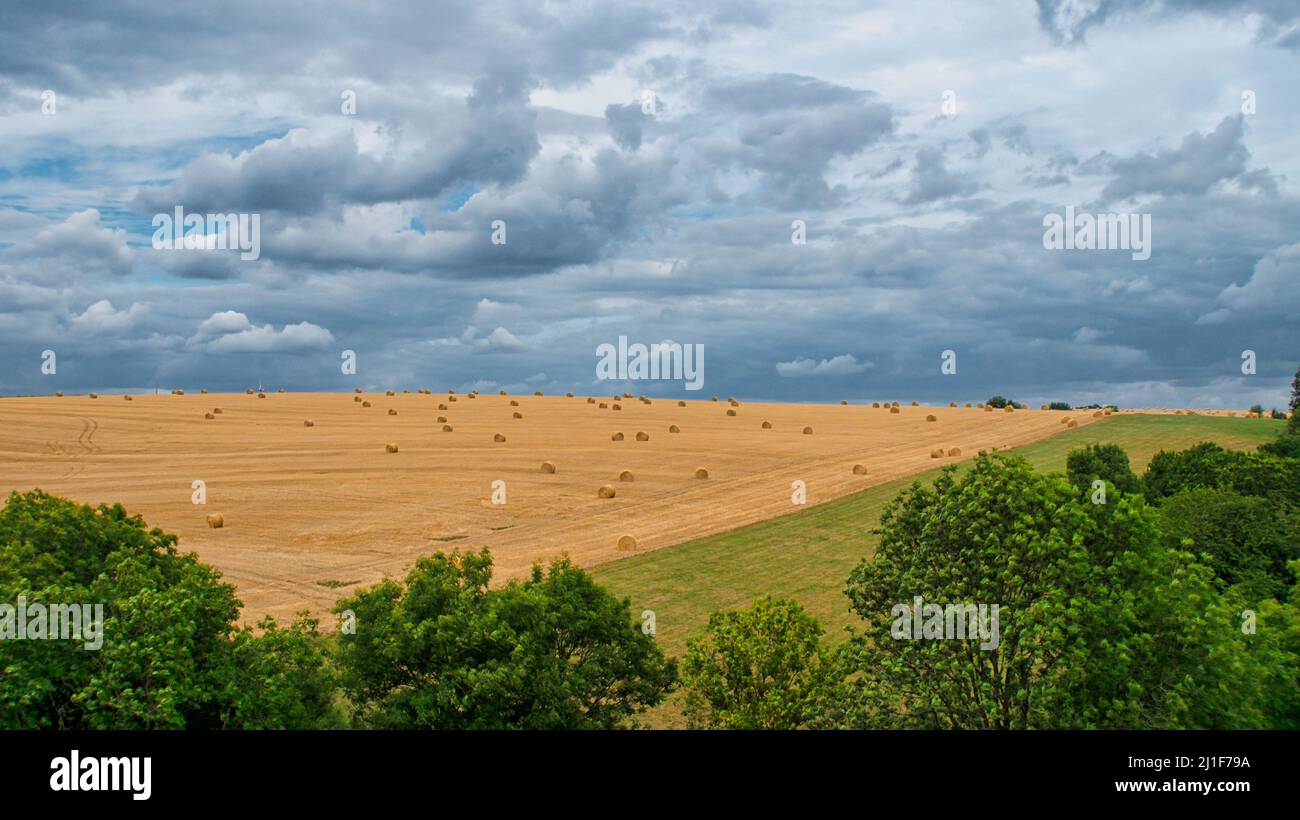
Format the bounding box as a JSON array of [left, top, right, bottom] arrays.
[[1065, 443, 1142, 495], [1049, 401, 1072, 411], [1143, 443, 1300, 505], [841, 454, 1282, 729], [986, 395, 1010, 408], [0, 490, 338, 729], [1158, 489, 1299, 601], [333, 549, 675, 729], [681, 596, 844, 729]]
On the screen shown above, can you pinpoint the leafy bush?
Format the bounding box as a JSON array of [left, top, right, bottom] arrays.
[[333, 549, 676, 728], [1066, 443, 1142, 495], [0, 490, 338, 729]]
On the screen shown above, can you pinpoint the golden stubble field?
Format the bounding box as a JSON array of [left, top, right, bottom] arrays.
[[0, 391, 1102, 623]]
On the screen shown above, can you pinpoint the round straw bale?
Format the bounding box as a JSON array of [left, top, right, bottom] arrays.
[[355, 388, 363, 394], [437, 416, 447, 423], [930, 448, 944, 458], [599, 402, 609, 409], [124, 395, 133, 400], [841, 400, 849, 405], [385, 390, 394, 396], [534, 391, 543, 397], [513, 411, 523, 419], [761, 420, 772, 429], [442, 424, 453, 432], [566, 391, 574, 398], [354, 395, 362, 402], [388, 409, 397, 415], [872, 402, 880, 408], [1067, 420, 1077, 428], [911, 401, 919, 406], [694, 467, 709, 479], [711, 395, 718, 401], [258, 392, 266, 399], [213, 408, 222, 414], [947, 447, 962, 457], [598, 485, 617, 498], [494, 433, 506, 442], [1093, 410, 1103, 417], [616, 535, 638, 551], [926, 414, 937, 422], [588, 397, 596, 403], [55, 392, 63, 397], [200, 389, 208, 394], [726, 409, 737, 416], [541, 461, 556, 474], [802, 426, 813, 434], [385, 443, 399, 453], [611, 432, 624, 441], [612, 403, 622, 410], [204, 412, 214, 419], [678, 400, 686, 407], [1004, 405, 1014, 413], [619, 470, 634, 482], [852, 464, 868, 475], [636, 431, 649, 441], [510, 400, 519, 406], [206, 513, 224, 528], [303, 420, 314, 427], [983, 405, 992, 412], [669, 424, 680, 433], [890, 406, 900, 414], [89, 393, 98, 399]]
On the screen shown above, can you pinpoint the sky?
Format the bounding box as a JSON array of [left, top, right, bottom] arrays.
[[0, 0, 1297, 408]]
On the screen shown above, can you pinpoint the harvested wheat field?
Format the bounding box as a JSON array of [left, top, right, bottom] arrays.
[[0, 392, 1101, 623]]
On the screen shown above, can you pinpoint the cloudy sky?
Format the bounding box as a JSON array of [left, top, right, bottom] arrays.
[[1, 0, 1297, 408]]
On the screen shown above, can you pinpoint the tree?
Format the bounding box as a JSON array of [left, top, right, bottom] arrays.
[[1142, 442, 1233, 500], [986, 395, 1010, 408], [0, 490, 338, 729], [333, 549, 676, 729], [1049, 402, 1072, 411], [681, 596, 844, 729], [1065, 443, 1142, 496], [841, 454, 1276, 729], [1158, 488, 1299, 601]]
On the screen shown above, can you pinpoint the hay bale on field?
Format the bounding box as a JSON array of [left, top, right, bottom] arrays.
[[694, 467, 709, 479], [616, 535, 638, 551], [1104, 409, 1112, 415], [385, 443, 399, 453], [386, 390, 395, 397], [541, 461, 556, 474], [448, 389, 456, 394], [362, 401, 372, 407], [926, 414, 937, 422], [438, 403, 448, 410], [355, 388, 363, 394], [711, 395, 718, 402], [872, 402, 880, 408], [636, 431, 649, 441], [669, 424, 680, 433], [499, 390, 507, 396], [930, 448, 944, 458], [204, 412, 214, 419], [976, 402, 984, 408], [1041, 404, 1050, 411], [911, 401, 919, 406], [598, 485, 617, 498], [258, 392, 266, 399], [1004, 406, 1014, 413], [947, 447, 962, 457], [124, 395, 132, 401], [176, 389, 186, 396], [852, 464, 868, 475], [726, 409, 737, 416], [949, 402, 957, 407], [513, 411, 523, 419], [1093, 411, 1103, 417], [841, 400, 849, 405], [510, 399, 519, 406], [354, 396, 362, 402], [1060, 417, 1070, 425], [890, 406, 900, 414], [448, 396, 457, 402], [494, 433, 506, 443], [278, 389, 286, 394], [437, 416, 447, 423], [55, 392, 63, 397], [588, 397, 596, 404], [802, 426, 813, 434], [467, 393, 476, 399], [761, 420, 772, 429], [246, 389, 254, 395], [206, 513, 224, 529], [442, 425, 453, 432], [964, 403, 972, 408], [678, 400, 686, 407], [303, 420, 314, 427], [565, 391, 573, 397], [89, 393, 98, 399], [983, 405, 993, 412], [619, 470, 634, 482], [213, 408, 222, 414], [388, 409, 398, 416], [534, 391, 544, 397], [599, 402, 609, 409], [612, 403, 622, 410], [1067, 420, 1078, 428], [200, 389, 208, 394], [612, 432, 624, 441]]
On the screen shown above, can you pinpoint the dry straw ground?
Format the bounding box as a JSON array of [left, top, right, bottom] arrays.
[[1, 391, 1100, 623]]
